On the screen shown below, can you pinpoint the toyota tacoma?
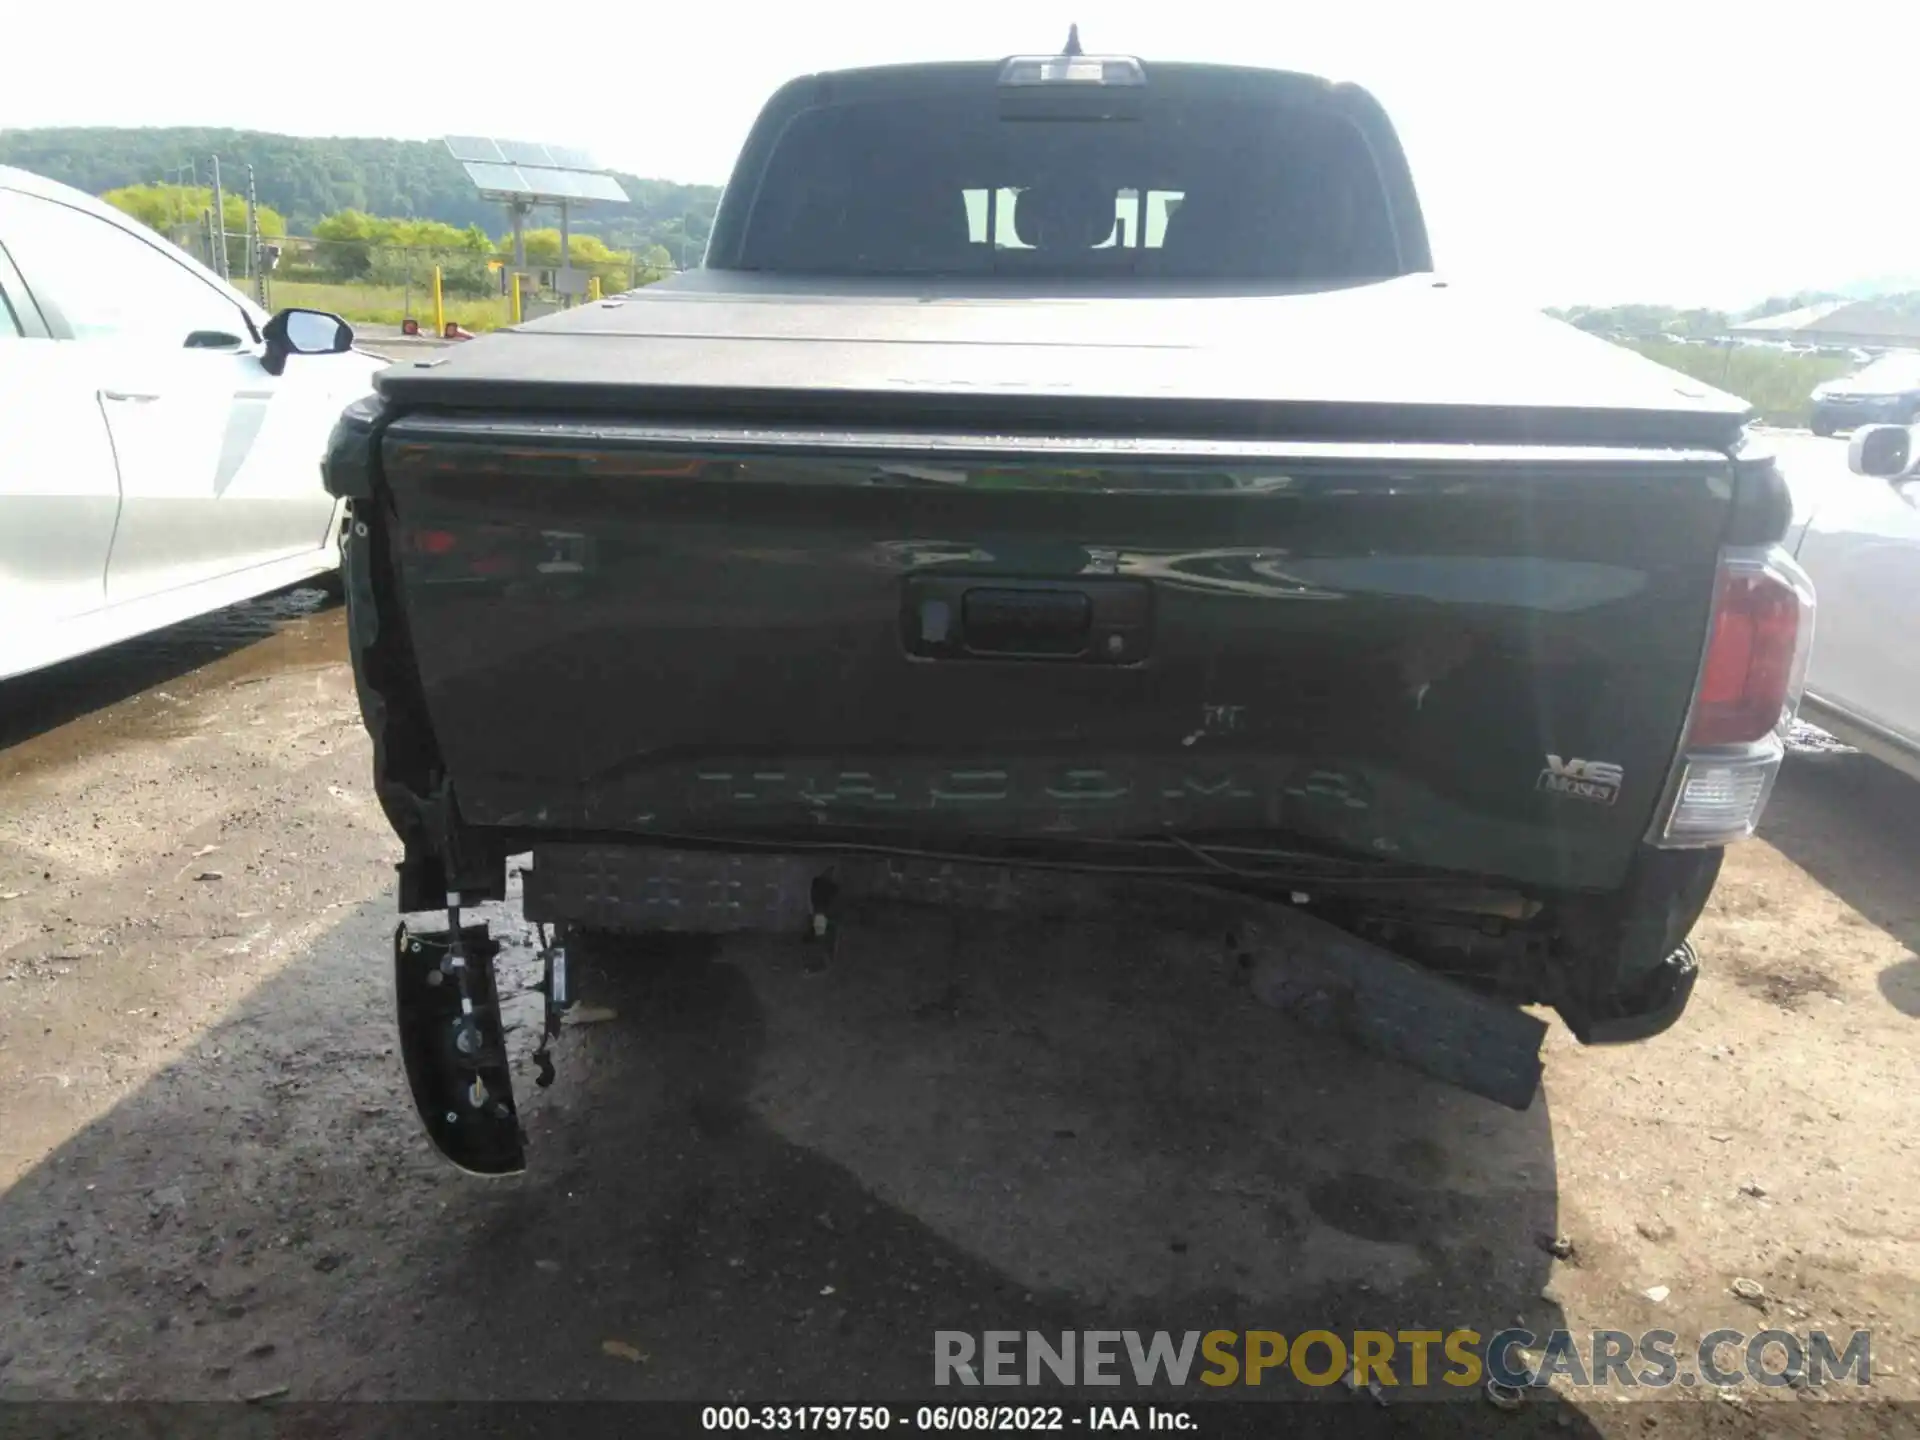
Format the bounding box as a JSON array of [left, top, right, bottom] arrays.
[[321, 37, 1815, 1173]]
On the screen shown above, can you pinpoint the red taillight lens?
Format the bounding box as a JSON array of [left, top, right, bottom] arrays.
[[410, 528, 458, 556], [1687, 564, 1808, 747]]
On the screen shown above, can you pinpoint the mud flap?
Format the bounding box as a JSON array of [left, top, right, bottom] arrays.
[[1240, 902, 1548, 1110], [394, 922, 525, 1176]]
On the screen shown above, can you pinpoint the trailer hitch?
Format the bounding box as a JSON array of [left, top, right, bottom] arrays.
[[393, 913, 525, 1175]]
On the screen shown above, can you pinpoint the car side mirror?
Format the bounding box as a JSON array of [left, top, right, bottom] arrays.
[[1847, 423, 1920, 482], [261, 307, 354, 376]]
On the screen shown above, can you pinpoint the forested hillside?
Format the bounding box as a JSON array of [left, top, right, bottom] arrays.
[[0, 126, 721, 258]]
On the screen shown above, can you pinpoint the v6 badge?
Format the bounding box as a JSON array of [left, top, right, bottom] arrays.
[[1537, 754, 1624, 805]]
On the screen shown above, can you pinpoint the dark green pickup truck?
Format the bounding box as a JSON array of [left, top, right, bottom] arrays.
[[321, 41, 1815, 1173]]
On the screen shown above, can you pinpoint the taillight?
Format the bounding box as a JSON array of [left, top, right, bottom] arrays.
[[1686, 562, 1813, 747], [1654, 548, 1815, 849], [410, 528, 458, 556]]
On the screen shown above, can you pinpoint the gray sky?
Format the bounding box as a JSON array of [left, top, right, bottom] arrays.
[[7, 0, 1912, 308]]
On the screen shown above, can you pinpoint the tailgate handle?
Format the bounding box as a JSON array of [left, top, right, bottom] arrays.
[[962, 587, 1091, 656], [904, 576, 1151, 664]]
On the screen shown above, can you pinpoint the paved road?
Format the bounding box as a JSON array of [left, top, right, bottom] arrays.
[[0, 540, 1915, 1437]]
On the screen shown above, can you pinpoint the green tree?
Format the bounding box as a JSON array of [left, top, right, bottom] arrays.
[[310, 210, 507, 292], [500, 228, 650, 289], [101, 182, 203, 232], [311, 208, 379, 278], [102, 183, 285, 271]]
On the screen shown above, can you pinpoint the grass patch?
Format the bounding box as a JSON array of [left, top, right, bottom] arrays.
[[1624, 339, 1854, 427], [237, 277, 514, 332]]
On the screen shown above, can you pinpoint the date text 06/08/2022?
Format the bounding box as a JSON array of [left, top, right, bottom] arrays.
[[700, 1405, 1194, 1432]]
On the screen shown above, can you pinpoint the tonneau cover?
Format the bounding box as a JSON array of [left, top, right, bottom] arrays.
[[373, 271, 1752, 448]]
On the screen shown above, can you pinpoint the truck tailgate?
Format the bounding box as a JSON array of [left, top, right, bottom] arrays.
[[374, 418, 1734, 893]]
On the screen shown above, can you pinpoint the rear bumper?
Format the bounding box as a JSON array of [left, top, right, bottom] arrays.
[[524, 841, 1551, 1109], [520, 835, 1724, 1086]]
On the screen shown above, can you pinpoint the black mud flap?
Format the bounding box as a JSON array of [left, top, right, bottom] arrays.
[[1239, 901, 1548, 1111], [394, 922, 526, 1176]]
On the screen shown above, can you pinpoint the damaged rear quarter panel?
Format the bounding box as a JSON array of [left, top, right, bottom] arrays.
[[325, 400, 497, 905]]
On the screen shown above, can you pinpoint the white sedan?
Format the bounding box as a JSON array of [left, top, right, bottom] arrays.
[[0, 165, 383, 682], [1776, 427, 1920, 780]]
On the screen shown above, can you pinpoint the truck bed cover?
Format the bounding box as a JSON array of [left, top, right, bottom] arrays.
[[373, 272, 1752, 449]]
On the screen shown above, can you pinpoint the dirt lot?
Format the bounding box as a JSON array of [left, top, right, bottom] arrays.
[[0, 589, 1915, 1438]]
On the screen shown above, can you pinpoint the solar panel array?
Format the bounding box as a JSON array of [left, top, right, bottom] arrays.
[[445, 137, 630, 205]]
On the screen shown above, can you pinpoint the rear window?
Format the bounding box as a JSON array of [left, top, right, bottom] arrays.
[[734, 91, 1404, 281]]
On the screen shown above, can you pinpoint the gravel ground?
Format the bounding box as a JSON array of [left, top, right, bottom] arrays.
[[0, 589, 1914, 1439]]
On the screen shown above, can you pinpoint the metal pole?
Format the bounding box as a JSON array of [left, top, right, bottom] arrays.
[[210, 157, 227, 280], [250, 163, 270, 309], [433, 265, 444, 337], [244, 166, 259, 290], [559, 201, 571, 307]]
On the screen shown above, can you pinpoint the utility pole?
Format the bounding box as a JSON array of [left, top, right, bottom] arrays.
[[209, 157, 228, 280]]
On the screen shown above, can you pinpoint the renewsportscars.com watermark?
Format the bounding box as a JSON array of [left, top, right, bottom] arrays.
[[934, 1328, 1875, 1392]]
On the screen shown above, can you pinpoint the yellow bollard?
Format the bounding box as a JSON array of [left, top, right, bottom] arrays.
[[587, 275, 602, 302], [432, 265, 444, 338], [510, 272, 522, 326]]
